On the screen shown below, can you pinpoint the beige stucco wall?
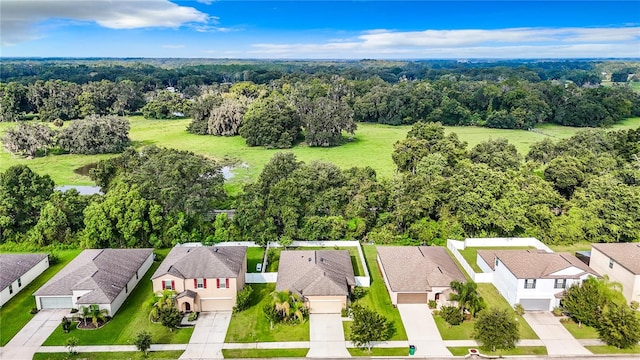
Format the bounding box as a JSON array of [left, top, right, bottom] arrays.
[[590, 247, 640, 304]]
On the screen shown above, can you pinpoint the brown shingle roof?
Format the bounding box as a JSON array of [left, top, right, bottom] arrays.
[[276, 250, 355, 297], [592, 243, 640, 275], [477, 249, 598, 279], [152, 246, 246, 280], [376, 246, 466, 292], [0, 253, 48, 290], [34, 249, 152, 304]]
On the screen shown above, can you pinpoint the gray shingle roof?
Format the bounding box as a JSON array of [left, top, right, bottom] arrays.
[[34, 249, 153, 304], [0, 253, 48, 290], [276, 250, 355, 297], [376, 246, 466, 292], [477, 249, 598, 279], [592, 243, 640, 275], [152, 246, 246, 280]]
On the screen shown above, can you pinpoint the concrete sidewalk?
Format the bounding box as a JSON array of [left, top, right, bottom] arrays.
[[1, 309, 70, 360]]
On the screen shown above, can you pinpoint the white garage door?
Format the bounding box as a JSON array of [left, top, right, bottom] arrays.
[[308, 299, 343, 314], [200, 298, 234, 312], [520, 298, 550, 311], [40, 296, 73, 309]]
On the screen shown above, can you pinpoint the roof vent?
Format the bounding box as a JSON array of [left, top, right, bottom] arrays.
[[214, 248, 219, 253]]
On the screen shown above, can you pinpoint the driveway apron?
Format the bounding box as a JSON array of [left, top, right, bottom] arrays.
[[180, 311, 231, 359], [307, 313, 350, 358], [397, 304, 451, 357], [1, 309, 70, 360], [523, 311, 592, 356]]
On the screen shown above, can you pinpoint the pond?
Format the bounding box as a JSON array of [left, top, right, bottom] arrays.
[[75, 162, 244, 180]]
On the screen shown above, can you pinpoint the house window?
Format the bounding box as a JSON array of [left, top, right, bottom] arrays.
[[8, 284, 13, 294], [163, 280, 173, 290], [17, 278, 22, 287], [554, 279, 566, 289], [609, 258, 614, 269], [217, 278, 228, 289], [197, 278, 205, 289], [524, 279, 536, 289]]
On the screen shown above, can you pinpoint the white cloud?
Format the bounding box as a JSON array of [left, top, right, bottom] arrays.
[[1, 0, 209, 46], [249, 27, 640, 58]]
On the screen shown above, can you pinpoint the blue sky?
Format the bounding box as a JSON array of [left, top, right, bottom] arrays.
[[1, 1, 639, 59]]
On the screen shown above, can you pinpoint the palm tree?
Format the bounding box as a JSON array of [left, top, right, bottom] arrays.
[[271, 290, 291, 319], [289, 296, 307, 324], [80, 306, 91, 327], [151, 290, 176, 322], [449, 280, 485, 317], [89, 304, 108, 328]]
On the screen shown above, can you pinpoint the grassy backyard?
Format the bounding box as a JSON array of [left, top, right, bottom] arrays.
[[264, 246, 365, 276], [33, 351, 185, 359], [43, 249, 193, 346], [358, 245, 407, 340], [458, 246, 533, 273], [435, 283, 538, 340], [447, 346, 547, 356], [0, 249, 82, 346], [246, 246, 265, 273], [2, 116, 638, 187], [222, 349, 309, 358], [225, 283, 310, 342]]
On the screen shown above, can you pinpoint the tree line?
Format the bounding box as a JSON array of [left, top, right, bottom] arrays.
[[1, 124, 638, 249]]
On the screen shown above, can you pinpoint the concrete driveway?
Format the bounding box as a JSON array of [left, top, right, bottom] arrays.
[[180, 311, 231, 359], [398, 304, 451, 357], [523, 311, 591, 356], [307, 313, 350, 358], [1, 309, 69, 360]]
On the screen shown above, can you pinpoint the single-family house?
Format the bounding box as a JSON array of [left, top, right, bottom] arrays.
[[276, 250, 355, 314], [34, 249, 153, 316], [376, 246, 466, 306], [589, 243, 640, 304], [0, 253, 49, 307], [477, 249, 598, 311], [151, 246, 247, 312]]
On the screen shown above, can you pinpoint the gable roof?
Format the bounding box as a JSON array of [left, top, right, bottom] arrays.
[[477, 249, 598, 279], [0, 253, 48, 290], [34, 249, 152, 304], [592, 243, 640, 275], [376, 246, 466, 292], [152, 246, 246, 280], [276, 250, 355, 297]]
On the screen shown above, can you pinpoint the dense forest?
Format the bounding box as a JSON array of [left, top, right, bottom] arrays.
[[0, 59, 639, 250]]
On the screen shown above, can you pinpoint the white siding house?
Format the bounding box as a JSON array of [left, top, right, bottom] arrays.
[[0, 254, 49, 307], [477, 250, 598, 311]]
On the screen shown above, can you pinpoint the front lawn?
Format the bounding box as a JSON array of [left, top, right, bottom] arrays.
[[43, 249, 193, 345], [447, 346, 547, 356], [560, 318, 599, 339], [358, 245, 407, 340], [458, 247, 533, 273], [246, 247, 265, 273], [476, 283, 538, 339], [265, 246, 365, 276], [586, 345, 640, 354], [0, 249, 82, 346], [225, 283, 309, 342], [348, 347, 409, 356], [222, 348, 309, 358], [33, 350, 184, 359]]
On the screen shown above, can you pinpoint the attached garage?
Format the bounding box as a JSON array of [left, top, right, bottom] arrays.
[[39, 296, 73, 309], [200, 298, 234, 311], [308, 298, 344, 314], [397, 293, 428, 304], [520, 298, 551, 311]]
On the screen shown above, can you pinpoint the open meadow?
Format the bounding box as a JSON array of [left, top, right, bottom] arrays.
[[1, 117, 639, 187]]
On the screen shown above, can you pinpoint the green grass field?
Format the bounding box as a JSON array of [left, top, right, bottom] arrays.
[[0, 249, 82, 346], [560, 318, 599, 339], [586, 345, 640, 354], [348, 347, 409, 356], [224, 283, 310, 342], [33, 350, 185, 360], [2, 117, 638, 187], [222, 348, 309, 358], [43, 249, 193, 346], [476, 283, 538, 339], [458, 246, 533, 272], [447, 346, 547, 356], [246, 247, 265, 273], [359, 245, 407, 340]]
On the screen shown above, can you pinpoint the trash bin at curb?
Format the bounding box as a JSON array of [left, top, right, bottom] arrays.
[[409, 345, 416, 355]]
